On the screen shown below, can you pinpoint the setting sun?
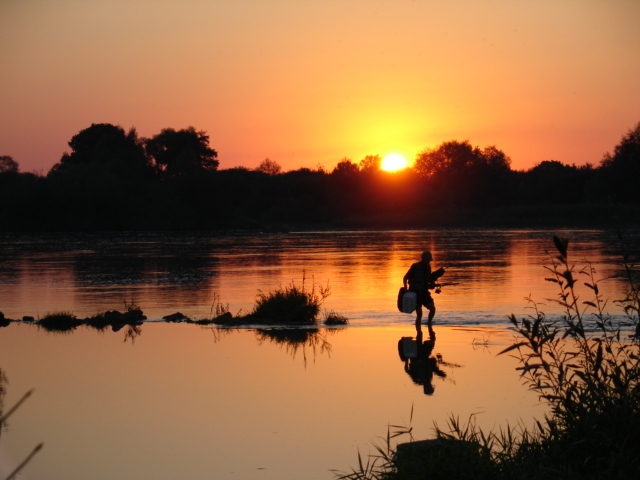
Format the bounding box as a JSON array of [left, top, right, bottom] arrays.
[[381, 153, 408, 172]]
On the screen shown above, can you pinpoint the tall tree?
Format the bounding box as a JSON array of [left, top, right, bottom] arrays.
[[0, 155, 19, 174], [331, 158, 359, 176], [145, 127, 218, 176], [413, 140, 481, 178], [413, 140, 512, 207], [255, 158, 282, 175], [358, 154, 382, 172], [600, 121, 640, 203], [48, 123, 150, 178]]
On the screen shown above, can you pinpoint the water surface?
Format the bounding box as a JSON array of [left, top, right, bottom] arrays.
[[0, 229, 636, 479], [0, 229, 632, 326]]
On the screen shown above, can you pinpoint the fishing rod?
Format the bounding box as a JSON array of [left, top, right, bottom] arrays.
[[432, 282, 460, 294]]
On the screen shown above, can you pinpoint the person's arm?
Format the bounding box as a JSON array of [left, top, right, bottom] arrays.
[[403, 265, 413, 289]]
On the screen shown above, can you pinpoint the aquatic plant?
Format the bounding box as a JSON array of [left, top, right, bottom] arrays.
[[335, 234, 640, 479], [323, 310, 349, 325], [251, 272, 330, 324], [37, 311, 82, 332], [84, 312, 111, 331], [209, 293, 230, 318]]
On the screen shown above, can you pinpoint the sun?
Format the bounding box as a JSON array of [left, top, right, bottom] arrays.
[[380, 153, 408, 172]]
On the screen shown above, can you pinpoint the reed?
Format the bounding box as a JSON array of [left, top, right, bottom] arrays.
[[251, 272, 331, 324]]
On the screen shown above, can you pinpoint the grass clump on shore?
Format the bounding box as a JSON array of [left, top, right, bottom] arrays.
[[252, 273, 330, 324], [323, 310, 349, 325], [335, 234, 640, 480], [37, 312, 83, 332], [193, 294, 232, 325]]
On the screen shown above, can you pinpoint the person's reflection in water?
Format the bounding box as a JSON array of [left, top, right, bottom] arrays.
[[398, 323, 446, 395]]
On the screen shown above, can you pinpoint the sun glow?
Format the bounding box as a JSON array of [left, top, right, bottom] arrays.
[[380, 153, 408, 172]]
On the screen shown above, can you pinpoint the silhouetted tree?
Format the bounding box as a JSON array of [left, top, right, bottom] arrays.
[[145, 127, 218, 176], [358, 154, 382, 172], [45, 124, 154, 230], [414, 141, 481, 178], [255, 158, 282, 175], [48, 123, 150, 178], [481, 145, 512, 172], [413, 140, 512, 207], [518, 161, 581, 204], [0, 170, 47, 230], [331, 157, 359, 176], [600, 121, 640, 203], [0, 155, 19, 174]]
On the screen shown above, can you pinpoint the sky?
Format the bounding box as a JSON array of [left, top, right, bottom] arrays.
[[1, 0, 639, 174]]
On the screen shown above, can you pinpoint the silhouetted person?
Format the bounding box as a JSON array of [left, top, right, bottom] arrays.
[[403, 251, 445, 326], [398, 323, 446, 395]]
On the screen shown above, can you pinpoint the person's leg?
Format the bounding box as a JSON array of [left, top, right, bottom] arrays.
[[415, 304, 423, 327], [426, 302, 436, 325]]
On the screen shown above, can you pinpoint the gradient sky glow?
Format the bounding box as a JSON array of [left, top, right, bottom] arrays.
[[1, 0, 639, 173]]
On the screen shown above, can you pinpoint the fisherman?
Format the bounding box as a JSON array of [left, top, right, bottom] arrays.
[[403, 250, 445, 326]]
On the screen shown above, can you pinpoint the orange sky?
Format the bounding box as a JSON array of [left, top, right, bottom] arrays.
[[1, 0, 639, 174]]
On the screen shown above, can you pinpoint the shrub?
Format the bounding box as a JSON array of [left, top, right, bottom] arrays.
[[498, 235, 640, 478], [251, 273, 330, 324], [324, 310, 349, 325], [37, 312, 82, 332]]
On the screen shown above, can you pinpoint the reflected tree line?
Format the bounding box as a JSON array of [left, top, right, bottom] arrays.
[[1, 121, 639, 231]]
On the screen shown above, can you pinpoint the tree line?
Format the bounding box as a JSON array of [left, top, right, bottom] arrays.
[[1, 121, 639, 231]]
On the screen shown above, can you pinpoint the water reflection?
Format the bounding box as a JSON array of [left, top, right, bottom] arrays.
[[255, 328, 338, 366], [398, 324, 460, 395], [122, 325, 143, 343], [70, 235, 221, 313], [1, 229, 635, 326]]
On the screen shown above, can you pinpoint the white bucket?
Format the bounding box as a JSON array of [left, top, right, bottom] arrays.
[[401, 291, 417, 313]]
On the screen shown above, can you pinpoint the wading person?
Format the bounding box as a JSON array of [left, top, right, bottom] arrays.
[[403, 251, 445, 326]]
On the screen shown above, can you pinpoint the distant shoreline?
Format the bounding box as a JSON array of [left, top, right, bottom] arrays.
[[1, 203, 638, 233]]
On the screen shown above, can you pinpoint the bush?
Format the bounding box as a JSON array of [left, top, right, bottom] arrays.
[[37, 312, 82, 332], [498, 234, 640, 478], [324, 310, 349, 325], [251, 273, 330, 324]]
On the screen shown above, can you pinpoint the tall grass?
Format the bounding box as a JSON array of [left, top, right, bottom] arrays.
[[497, 234, 640, 478], [335, 234, 640, 480], [251, 272, 331, 324]]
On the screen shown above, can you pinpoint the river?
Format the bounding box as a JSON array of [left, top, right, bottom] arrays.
[[0, 228, 636, 479]]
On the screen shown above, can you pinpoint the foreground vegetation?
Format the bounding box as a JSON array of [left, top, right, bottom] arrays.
[[336, 234, 639, 480], [1, 121, 639, 231]]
